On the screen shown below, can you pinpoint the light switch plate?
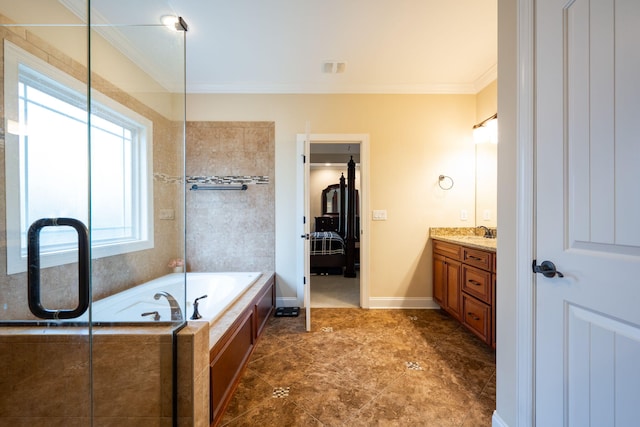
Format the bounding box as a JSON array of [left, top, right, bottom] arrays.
[[372, 210, 388, 220], [460, 209, 468, 221], [159, 209, 175, 220]]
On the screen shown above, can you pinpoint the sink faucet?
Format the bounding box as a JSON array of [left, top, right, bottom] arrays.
[[154, 291, 183, 321], [477, 225, 494, 238]]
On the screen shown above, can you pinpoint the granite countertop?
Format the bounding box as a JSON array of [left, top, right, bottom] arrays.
[[430, 227, 497, 252]]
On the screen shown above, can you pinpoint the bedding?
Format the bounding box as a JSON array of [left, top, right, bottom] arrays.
[[310, 231, 345, 256]]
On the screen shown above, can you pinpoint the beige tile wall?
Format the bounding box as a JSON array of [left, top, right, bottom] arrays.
[[0, 327, 179, 426], [186, 122, 275, 272], [177, 322, 210, 427]]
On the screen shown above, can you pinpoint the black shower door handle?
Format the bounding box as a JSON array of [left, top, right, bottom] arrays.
[[27, 218, 90, 319]]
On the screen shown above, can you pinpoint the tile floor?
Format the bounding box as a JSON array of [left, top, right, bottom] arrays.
[[310, 273, 360, 308], [220, 308, 496, 426]]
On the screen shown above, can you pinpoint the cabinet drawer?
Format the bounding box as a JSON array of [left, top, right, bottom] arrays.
[[462, 265, 492, 304], [433, 240, 461, 260], [462, 294, 491, 344], [462, 247, 493, 271]]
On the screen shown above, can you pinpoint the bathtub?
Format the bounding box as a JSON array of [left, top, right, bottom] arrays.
[[87, 272, 262, 324]]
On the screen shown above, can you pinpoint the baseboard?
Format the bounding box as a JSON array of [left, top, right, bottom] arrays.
[[289, 296, 442, 310], [367, 297, 440, 309], [275, 296, 299, 308], [492, 410, 509, 427]]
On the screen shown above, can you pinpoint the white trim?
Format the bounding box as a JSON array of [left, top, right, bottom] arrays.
[[187, 67, 496, 95], [3, 40, 154, 274], [492, 410, 510, 427], [367, 297, 440, 310], [474, 64, 499, 92], [187, 82, 483, 95], [296, 133, 370, 314], [516, 0, 536, 425]]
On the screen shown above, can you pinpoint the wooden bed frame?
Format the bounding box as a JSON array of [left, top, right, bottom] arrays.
[[311, 157, 358, 277]]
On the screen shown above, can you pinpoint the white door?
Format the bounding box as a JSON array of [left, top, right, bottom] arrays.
[[296, 134, 312, 331], [535, 0, 640, 425]]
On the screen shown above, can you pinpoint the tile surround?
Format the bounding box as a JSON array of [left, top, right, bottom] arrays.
[[186, 122, 275, 272]]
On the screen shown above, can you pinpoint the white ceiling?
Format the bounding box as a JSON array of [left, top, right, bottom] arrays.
[[18, 0, 497, 95], [171, 0, 497, 94]]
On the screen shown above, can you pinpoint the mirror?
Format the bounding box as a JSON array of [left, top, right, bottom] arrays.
[[322, 184, 341, 215], [475, 142, 497, 228], [321, 184, 359, 217]]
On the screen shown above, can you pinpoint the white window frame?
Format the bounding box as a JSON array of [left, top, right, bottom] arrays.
[[4, 40, 154, 274]]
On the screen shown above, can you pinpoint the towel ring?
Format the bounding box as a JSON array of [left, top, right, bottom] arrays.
[[438, 175, 454, 190]]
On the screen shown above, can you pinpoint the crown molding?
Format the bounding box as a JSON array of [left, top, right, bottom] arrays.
[[473, 64, 498, 92]]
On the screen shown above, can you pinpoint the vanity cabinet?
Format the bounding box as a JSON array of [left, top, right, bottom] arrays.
[[433, 239, 496, 348], [433, 252, 462, 321]]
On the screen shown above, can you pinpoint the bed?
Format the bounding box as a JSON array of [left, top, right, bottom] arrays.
[[310, 157, 358, 277], [310, 230, 345, 274]]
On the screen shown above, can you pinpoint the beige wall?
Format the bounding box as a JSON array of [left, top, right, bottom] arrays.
[[187, 93, 494, 304]]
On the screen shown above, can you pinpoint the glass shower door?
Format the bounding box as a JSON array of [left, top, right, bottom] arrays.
[[0, 1, 94, 424], [0, 1, 187, 424], [89, 1, 187, 424]]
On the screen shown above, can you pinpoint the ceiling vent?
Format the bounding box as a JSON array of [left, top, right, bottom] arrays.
[[323, 61, 346, 73]]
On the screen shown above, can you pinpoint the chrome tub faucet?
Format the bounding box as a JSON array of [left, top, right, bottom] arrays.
[[154, 291, 183, 321]]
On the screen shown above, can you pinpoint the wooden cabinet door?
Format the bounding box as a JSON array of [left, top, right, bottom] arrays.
[[444, 259, 462, 321], [433, 253, 462, 320], [433, 254, 446, 306]]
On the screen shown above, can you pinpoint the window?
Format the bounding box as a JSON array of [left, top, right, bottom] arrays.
[[4, 41, 153, 274]]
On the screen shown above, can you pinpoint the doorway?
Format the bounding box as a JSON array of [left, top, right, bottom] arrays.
[[309, 146, 361, 307], [296, 134, 369, 329]]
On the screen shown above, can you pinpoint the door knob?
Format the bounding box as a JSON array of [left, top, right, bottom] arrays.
[[532, 259, 564, 278]]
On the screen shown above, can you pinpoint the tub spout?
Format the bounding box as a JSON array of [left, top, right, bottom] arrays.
[[154, 291, 183, 321]]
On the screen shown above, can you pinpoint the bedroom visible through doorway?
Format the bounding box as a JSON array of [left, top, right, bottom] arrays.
[[309, 142, 361, 308]]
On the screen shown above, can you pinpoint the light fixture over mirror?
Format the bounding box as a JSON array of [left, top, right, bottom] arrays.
[[473, 113, 498, 144]]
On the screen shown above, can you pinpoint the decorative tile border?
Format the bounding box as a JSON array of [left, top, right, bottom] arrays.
[[187, 175, 269, 185], [405, 361, 424, 371], [272, 387, 290, 398], [153, 173, 270, 186], [153, 172, 183, 184]]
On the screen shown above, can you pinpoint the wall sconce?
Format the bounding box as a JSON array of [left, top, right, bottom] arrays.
[[473, 113, 498, 144]]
